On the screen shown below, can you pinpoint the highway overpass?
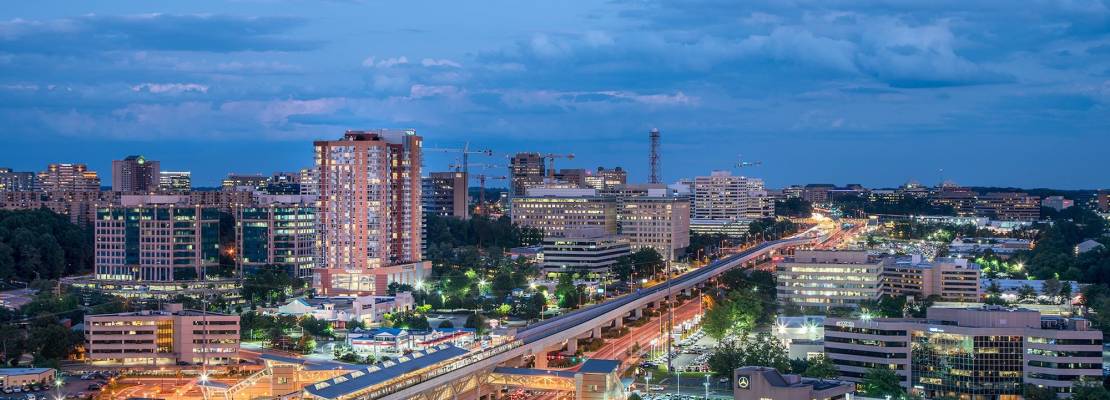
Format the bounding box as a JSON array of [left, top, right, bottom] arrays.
[[373, 233, 820, 400]]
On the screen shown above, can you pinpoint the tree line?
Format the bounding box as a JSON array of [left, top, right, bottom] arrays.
[[0, 209, 93, 284]]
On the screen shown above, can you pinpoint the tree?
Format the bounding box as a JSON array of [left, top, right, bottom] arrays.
[[1023, 384, 1058, 400], [802, 355, 840, 379], [438, 320, 454, 329], [555, 274, 580, 309], [774, 198, 813, 218], [300, 316, 333, 338], [1072, 378, 1110, 400], [465, 313, 488, 335], [702, 301, 733, 342], [296, 335, 317, 354], [702, 289, 764, 341], [630, 248, 665, 280], [707, 333, 790, 377], [1018, 284, 1038, 303], [860, 368, 905, 399], [1042, 278, 1062, 303]]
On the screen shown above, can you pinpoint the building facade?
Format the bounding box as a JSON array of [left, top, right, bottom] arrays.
[[37, 163, 100, 192], [882, 256, 982, 302], [777, 250, 885, 312], [509, 152, 546, 197], [94, 204, 220, 282], [692, 171, 772, 221], [511, 188, 617, 238], [584, 167, 627, 190], [422, 171, 468, 219], [540, 230, 631, 279], [221, 174, 269, 191], [618, 193, 690, 261], [112, 155, 160, 192], [732, 366, 853, 400], [313, 130, 422, 296], [158, 171, 192, 193], [824, 306, 1103, 398], [0, 168, 36, 192], [237, 196, 316, 280], [84, 303, 239, 366]]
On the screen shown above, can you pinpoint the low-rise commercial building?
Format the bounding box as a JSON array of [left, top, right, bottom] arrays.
[[732, 366, 853, 400], [1043, 196, 1074, 211], [824, 306, 1103, 398], [0, 368, 55, 388], [84, 303, 239, 366], [882, 256, 981, 302], [275, 293, 414, 328], [346, 327, 475, 355], [540, 230, 631, 279], [777, 250, 885, 312]]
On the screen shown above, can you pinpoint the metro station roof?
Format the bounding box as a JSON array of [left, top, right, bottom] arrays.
[[303, 344, 470, 400]]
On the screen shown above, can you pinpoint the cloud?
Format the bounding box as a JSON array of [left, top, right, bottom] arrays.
[[0, 14, 319, 54], [362, 56, 409, 68], [421, 58, 462, 68], [130, 82, 209, 94]]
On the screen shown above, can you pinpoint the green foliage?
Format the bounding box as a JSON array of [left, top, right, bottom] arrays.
[[296, 335, 317, 354], [1023, 384, 1058, 400], [707, 333, 790, 377], [555, 273, 586, 309], [0, 209, 93, 282], [860, 295, 907, 318], [239, 311, 298, 341], [387, 311, 430, 330], [465, 312, 488, 335], [299, 316, 334, 338], [747, 218, 798, 240], [704, 284, 768, 342], [802, 355, 840, 379], [1071, 378, 1110, 400], [424, 214, 542, 259], [630, 248, 665, 280], [860, 368, 906, 399], [774, 198, 813, 218], [242, 267, 305, 306], [1016, 207, 1108, 282]]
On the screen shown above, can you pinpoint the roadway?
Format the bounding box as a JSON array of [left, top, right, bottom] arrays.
[[381, 233, 818, 400]]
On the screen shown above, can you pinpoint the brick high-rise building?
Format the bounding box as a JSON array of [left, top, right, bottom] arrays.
[[37, 163, 101, 192], [313, 130, 424, 296], [112, 155, 160, 192]]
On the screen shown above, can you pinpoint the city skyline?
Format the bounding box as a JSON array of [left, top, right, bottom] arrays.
[[2, 1, 1109, 188]]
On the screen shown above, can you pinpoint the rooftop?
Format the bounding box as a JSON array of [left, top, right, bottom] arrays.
[[0, 368, 52, 376], [303, 344, 469, 400]]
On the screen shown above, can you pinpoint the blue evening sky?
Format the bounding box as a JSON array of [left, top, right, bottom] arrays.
[[1, 1, 1108, 188]]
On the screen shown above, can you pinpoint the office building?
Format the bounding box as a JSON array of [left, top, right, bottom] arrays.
[[262, 172, 302, 195], [94, 204, 220, 282], [84, 303, 239, 366], [801, 184, 835, 203], [0, 168, 35, 192], [689, 218, 751, 237], [37, 163, 101, 192], [422, 171, 468, 219], [1042, 196, 1074, 211], [511, 188, 617, 238], [509, 152, 546, 197], [313, 130, 423, 296], [541, 229, 631, 279], [692, 171, 772, 221], [882, 256, 982, 302], [732, 366, 853, 400], [112, 155, 160, 192], [975, 192, 1041, 221], [584, 167, 627, 190], [221, 173, 268, 191], [1098, 190, 1109, 213], [552, 168, 587, 187], [618, 190, 690, 261], [824, 306, 1103, 397], [237, 195, 316, 280], [158, 171, 191, 193], [774, 315, 826, 360], [777, 250, 885, 312]]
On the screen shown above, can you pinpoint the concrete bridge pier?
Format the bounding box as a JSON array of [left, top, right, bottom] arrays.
[[634, 307, 643, 319], [563, 338, 577, 355], [613, 317, 623, 329]]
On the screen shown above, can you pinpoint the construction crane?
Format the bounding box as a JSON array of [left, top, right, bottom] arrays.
[[423, 142, 494, 176], [736, 154, 762, 169], [542, 153, 575, 178], [471, 174, 507, 215]]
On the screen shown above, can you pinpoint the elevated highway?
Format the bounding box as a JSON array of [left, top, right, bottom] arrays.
[[377, 233, 819, 400]]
